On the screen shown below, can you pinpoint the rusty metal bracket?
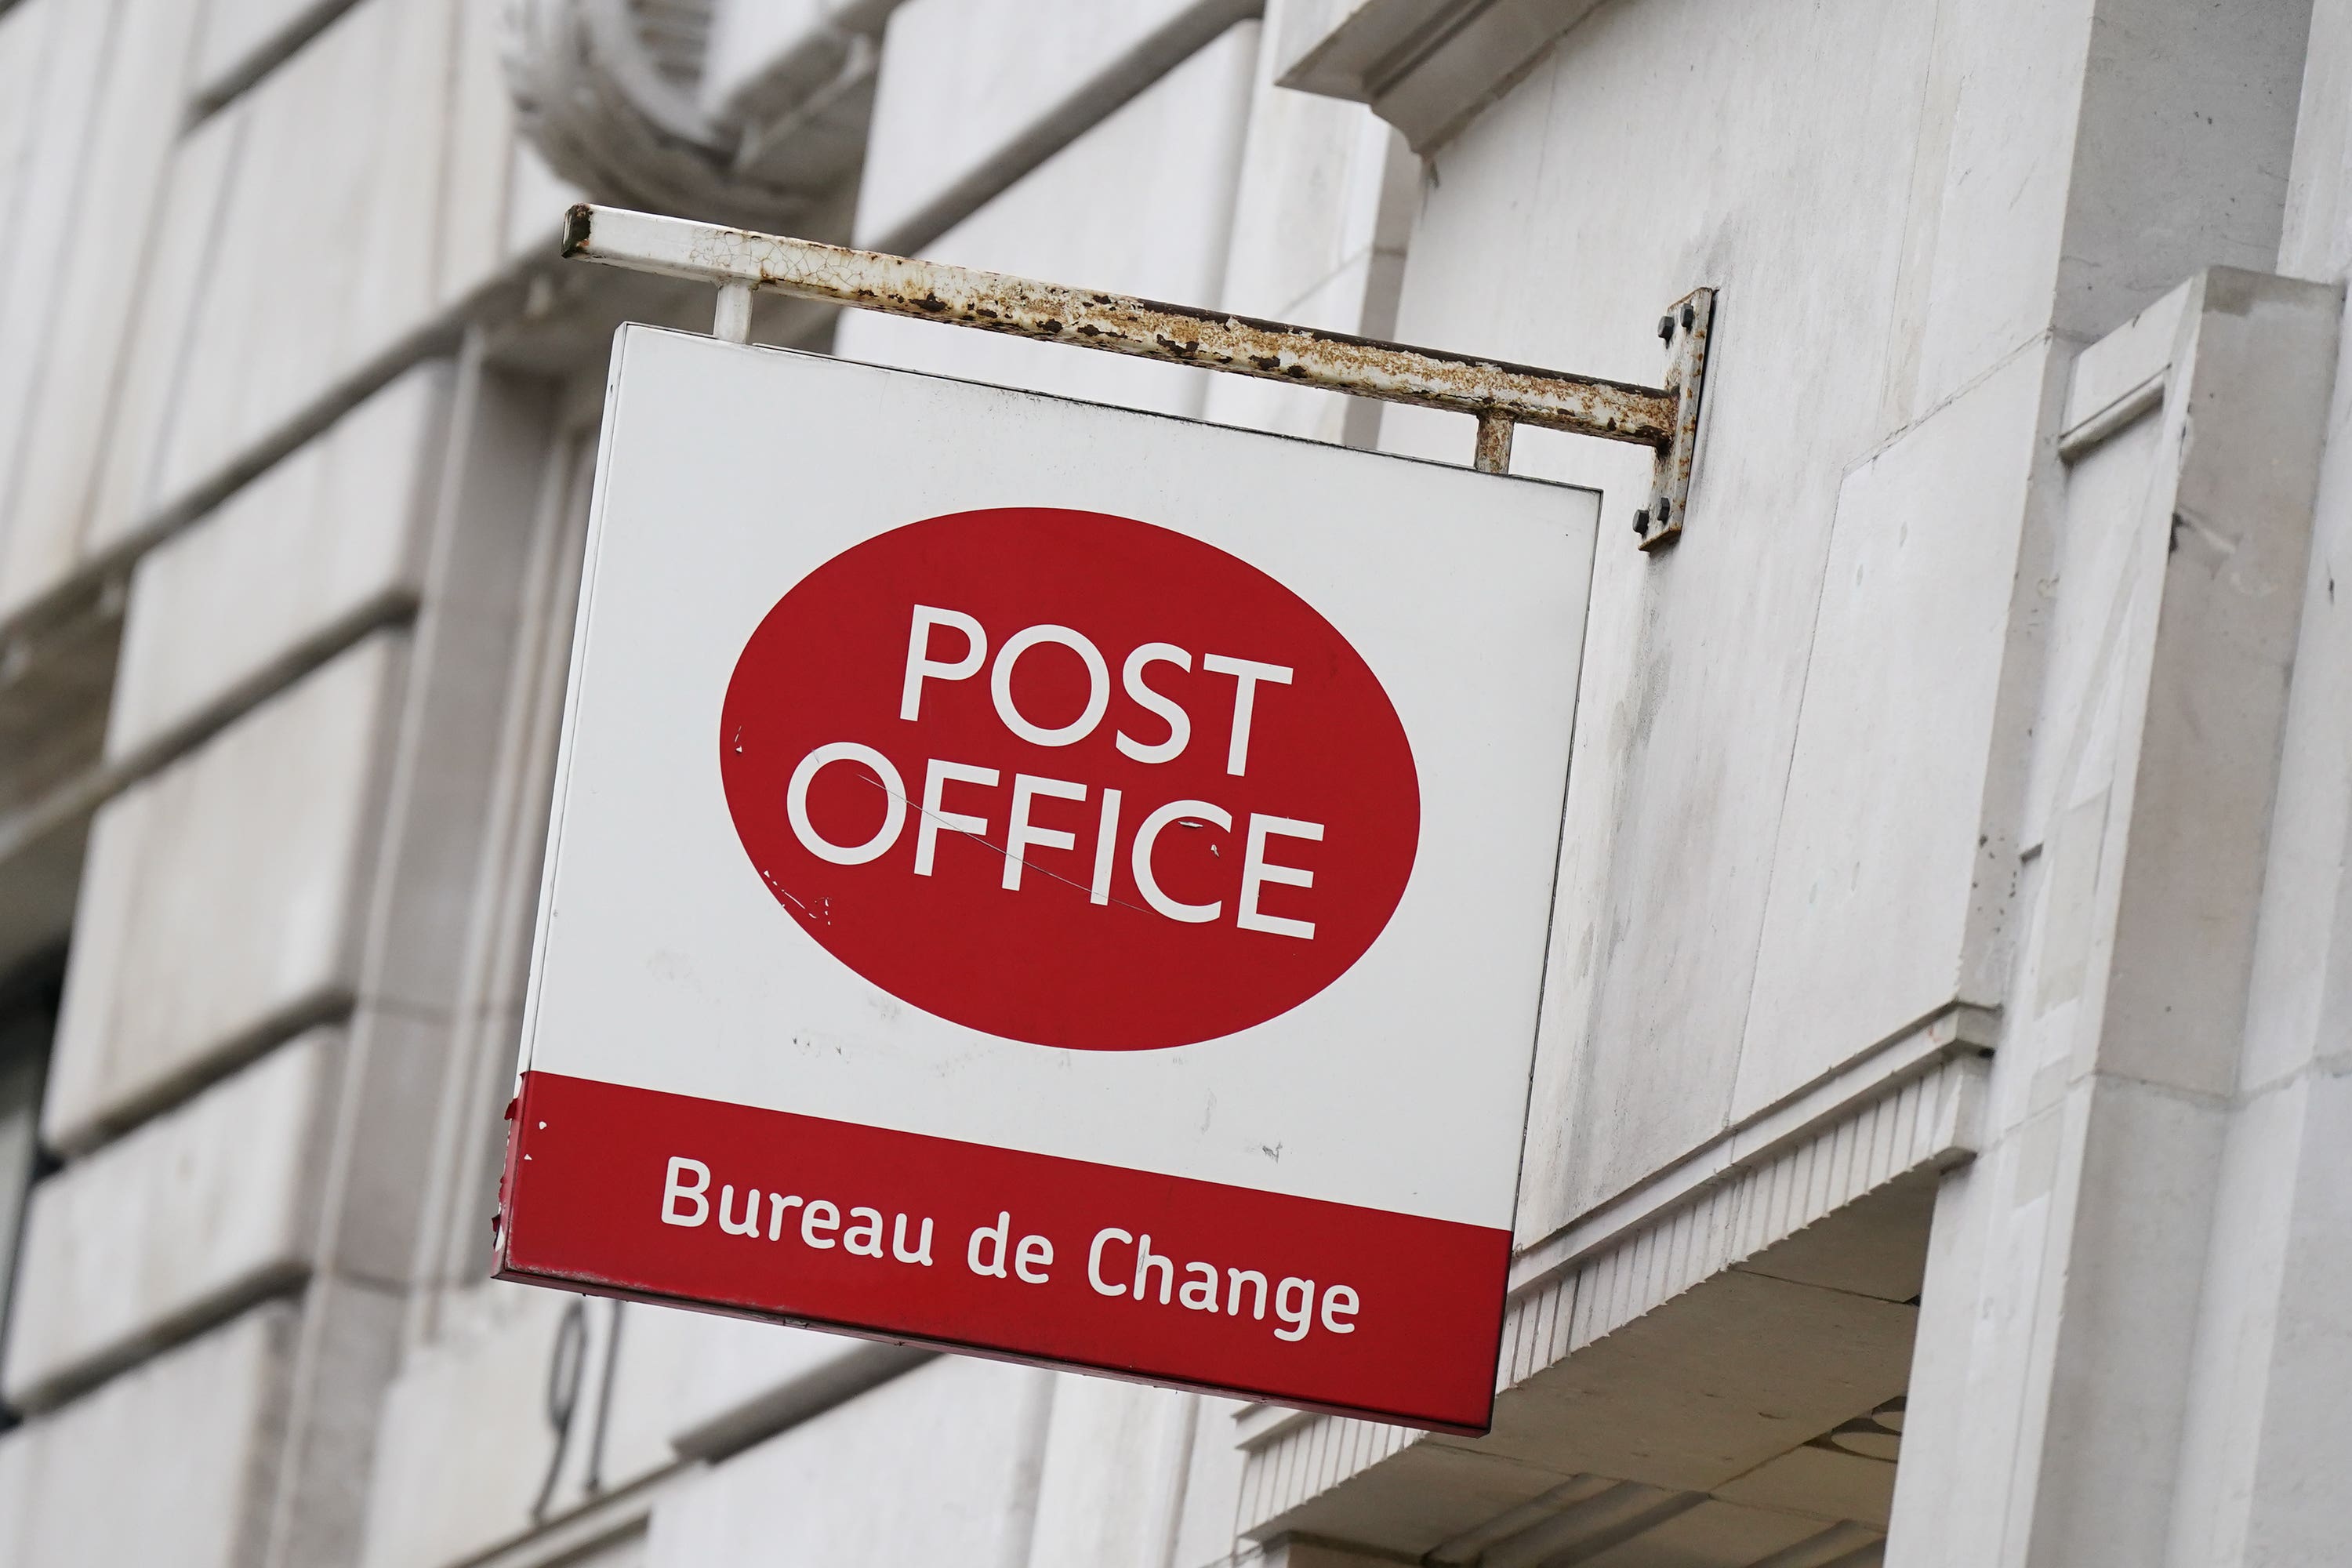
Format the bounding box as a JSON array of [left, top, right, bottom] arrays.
[[1635, 288, 1714, 551], [562, 205, 1715, 547]]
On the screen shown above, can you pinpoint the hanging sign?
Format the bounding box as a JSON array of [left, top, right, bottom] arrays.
[[495, 325, 1598, 1434]]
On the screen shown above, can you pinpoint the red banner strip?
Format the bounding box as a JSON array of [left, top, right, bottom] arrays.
[[497, 1071, 1506, 1432]]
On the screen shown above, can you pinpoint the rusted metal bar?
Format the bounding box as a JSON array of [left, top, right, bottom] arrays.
[[1472, 412, 1515, 474], [561, 205, 1715, 542], [1635, 290, 1715, 550], [713, 280, 753, 343]]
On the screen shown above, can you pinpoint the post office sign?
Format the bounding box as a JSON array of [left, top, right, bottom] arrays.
[[495, 325, 1598, 1434]]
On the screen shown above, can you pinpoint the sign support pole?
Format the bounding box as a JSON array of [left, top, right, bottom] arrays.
[[561, 205, 1715, 549]]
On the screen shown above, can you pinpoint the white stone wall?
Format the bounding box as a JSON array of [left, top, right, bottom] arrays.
[[0, 0, 2347, 1564]]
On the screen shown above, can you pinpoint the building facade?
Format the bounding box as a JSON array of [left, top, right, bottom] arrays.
[[0, 0, 2349, 1564]]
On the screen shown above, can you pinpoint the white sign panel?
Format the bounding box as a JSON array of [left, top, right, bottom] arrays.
[[496, 325, 1597, 1432]]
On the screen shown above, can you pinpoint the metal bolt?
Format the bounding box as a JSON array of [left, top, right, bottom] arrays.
[[1657, 314, 1674, 342], [1632, 507, 1650, 535], [1680, 303, 1695, 329], [1657, 497, 1672, 523]]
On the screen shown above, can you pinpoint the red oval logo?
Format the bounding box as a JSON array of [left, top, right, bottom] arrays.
[[719, 508, 1420, 1050]]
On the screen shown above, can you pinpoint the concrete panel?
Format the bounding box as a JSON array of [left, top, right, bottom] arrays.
[[647, 1312, 924, 1461], [1171, 1396, 1253, 1568], [2054, 0, 2306, 342], [646, 1353, 1054, 1567], [2010, 1076, 2232, 1565], [140, 0, 463, 525], [1715, 1446, 1896, 1528], [0, 1305, 295, 1568], [357, 1284, 608, 1568], [1027, 1378, 1196, 1568], [1468, 1270, 1915, 1498], [0, 2, 55, 258], [194, 0, 358, 103], [108, 363, 448, 758], [703, 0, 896, 118], [439, 0, 528, 309], [361, 1284, 913, 1568], [2, 1028, 337, 1408], [1255, 1265, 1915, 1558], [1579, 1497, 1837, 1566], [835, 23, 1259, 418], [442, 0, 583, 303], [855, 0, 1258, 252], [73, 96, 243, 575], [2230, 1068, 2352, 1562], [0, 0, 116, 610], [2096, 274, 2336, 1099], [1888, 0, 2090, 420], [1886, 275, 2339, 1568], [1370, 0, 1944, 1240], [45, 631, 408, 1151], [1737, 347, 2045, 1116], [0, 0, 204, 616], [1200, 0, 1412, 443]]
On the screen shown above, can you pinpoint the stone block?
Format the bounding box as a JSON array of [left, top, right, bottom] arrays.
[[356, 1284, 586, 1568], [1172, 1397, 1253, 1568], [702, 0, 897, 120], [1737, 346, 2045, 1118], [107, 364, 448, 759], [0, 0, 204, 618], [1715, 1446, 1897, 1527], [0, 1305, 296, 1568], [1028, 1377, 1200, 1568], [194, 0, 347, 103], [133, 0, 464, 528], [45, 632, 407, 1152], [854, 0, 1258, 252], [646, 1353, 1054, 1566], [358, 1285, 912, 1568], [836, 23, 1259, 418], [1199, 0, 1411, 444], [646, 1312, 925, 1461], [0, 0, 116, 615], [2, 1029, 336, 1408], [1369, 0, 1954, 1240]]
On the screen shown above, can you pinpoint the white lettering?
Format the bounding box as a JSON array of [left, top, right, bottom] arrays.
[[1179, 1262, 1220, 1312], [1090, 787, 1123, 905], [1238, 815, 1323, 940], [992, 625, 1110, 746], [1115, 643, 1192, 763], [1202, 654, 1292, 776], [968, 1211, 1011, 1277], [768, 1192, 803, 1240], [891, 1214, 935, 1265], [1131, 799, 1232, 924], [1088, 1228, 1133, 1296], [661, 1157, 710, 1227], [1321, 1284, 1359, 1334], [786, 743, 907, 866], [1003, 774, 1086, 891], [1227, 1268, 1268, 1319], [1014, 1233, 1053, 1283], [800, 1200, 840, 1249], [844, 1206, 886, 1258], [900, 606, 987, 720], [916, 757, 999, 876], [1134, 1234, 1174, 1304], [1274, 1276, 1316, 1341], [717, 1184, 762, 1237]]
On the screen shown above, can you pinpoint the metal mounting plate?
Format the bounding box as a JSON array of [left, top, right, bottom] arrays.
[[1636, 287, 1715, 551]]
